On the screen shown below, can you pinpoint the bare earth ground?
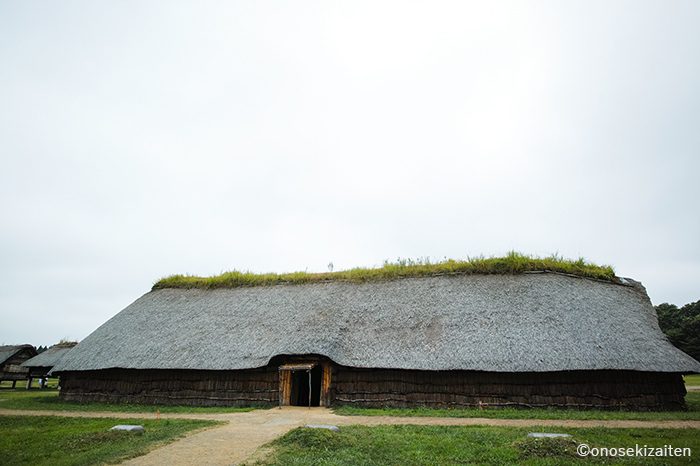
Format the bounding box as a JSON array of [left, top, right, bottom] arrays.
[[2, 407, 700, 466]]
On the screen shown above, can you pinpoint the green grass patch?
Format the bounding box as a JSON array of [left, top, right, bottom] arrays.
[[0, 389, 260, 414], [333, 392, 700, 421], [249, 425, 700, 465], [0, 378, 60, 389], [0, 415, 219, 466], [153, 252, 617, 289], [684, 374, 700, 386], [0, 380, 22, 389]]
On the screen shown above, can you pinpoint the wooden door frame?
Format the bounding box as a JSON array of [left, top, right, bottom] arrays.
[[278, 360, 332, 407]]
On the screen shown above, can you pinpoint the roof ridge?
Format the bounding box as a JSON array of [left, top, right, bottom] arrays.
[[152, 270, 628, 291], [152, 254, 619, 290]]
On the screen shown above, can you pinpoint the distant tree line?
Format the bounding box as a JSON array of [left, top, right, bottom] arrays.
[[656, 300, 700, 361], [36, 345, 48, 354]]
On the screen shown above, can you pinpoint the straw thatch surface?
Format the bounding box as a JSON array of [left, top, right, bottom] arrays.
[[0, 345, 34, 366], [22, 343, 76, 369], [53, 273, 700, 374]]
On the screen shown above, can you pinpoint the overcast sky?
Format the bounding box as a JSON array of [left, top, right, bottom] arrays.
[[1, 1, 698, 346]]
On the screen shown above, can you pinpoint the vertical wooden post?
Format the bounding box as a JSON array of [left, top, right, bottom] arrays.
[[11, 380, 16, 389], [278, 369, 284, 407], [278, 369, 291, 407], [320, 362, 332, 407], [26, 378, 32, 389]]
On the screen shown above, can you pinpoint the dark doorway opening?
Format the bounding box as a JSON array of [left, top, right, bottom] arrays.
[[290, 365, 322, 406]]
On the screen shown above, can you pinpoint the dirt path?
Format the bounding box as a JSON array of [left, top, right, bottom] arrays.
[[120, 409, 329, 466], [2, 408, 700, 465]]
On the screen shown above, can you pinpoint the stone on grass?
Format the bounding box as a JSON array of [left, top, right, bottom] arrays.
[[527, 432, 571, 438], [304, 424, 340, 432], [110, 425, 145, 433]]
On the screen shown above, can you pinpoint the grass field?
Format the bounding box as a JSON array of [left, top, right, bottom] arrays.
[[0, 415, 219, 466], [0, 378, 59, 389], [0, 389, 259, 413], [684, 374, 700, 386], [3, 389, 699, 419], [249, 425, 699, 466], [333, 392, 700, 421]]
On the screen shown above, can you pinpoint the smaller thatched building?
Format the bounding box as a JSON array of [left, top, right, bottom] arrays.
[[22, 342, 77, 387], [0, 345, 37, 388]]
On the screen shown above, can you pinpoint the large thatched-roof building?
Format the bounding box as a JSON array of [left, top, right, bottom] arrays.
[[53, 271, 700, 410]]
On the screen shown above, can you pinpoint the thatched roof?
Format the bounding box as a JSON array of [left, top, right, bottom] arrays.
[[22, 343, 77, 369], [53, 273, 700, 374], [0, 345, 36, 366]]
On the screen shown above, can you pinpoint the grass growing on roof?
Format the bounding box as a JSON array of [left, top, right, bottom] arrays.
[[153, 252, 617, 290]]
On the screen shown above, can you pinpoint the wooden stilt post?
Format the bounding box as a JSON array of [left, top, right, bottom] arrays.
[[308, 369, 311, 408], [26, 378, 32, 389], [11, 380, 16, 389]]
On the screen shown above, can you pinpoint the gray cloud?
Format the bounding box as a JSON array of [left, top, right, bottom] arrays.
[[1, 1, 698, 345]]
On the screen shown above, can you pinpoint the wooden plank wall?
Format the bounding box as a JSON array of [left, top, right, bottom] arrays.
[[59, 364, 688, 410], [60, 367, 279, 407], [332, 368, 687, 411]]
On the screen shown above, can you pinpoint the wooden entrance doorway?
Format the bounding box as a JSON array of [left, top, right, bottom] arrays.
[[278, 361, 331, 407]]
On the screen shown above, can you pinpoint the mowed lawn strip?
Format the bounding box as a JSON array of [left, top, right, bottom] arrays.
[[333, 392, 700, 421], [0, 415, 220, 466], [3, 389, 700, 419], [249, 425, 700, 466], [0, 378, 59, 389], [684, 374, 700, 386], [0, 389, 259, 414]]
